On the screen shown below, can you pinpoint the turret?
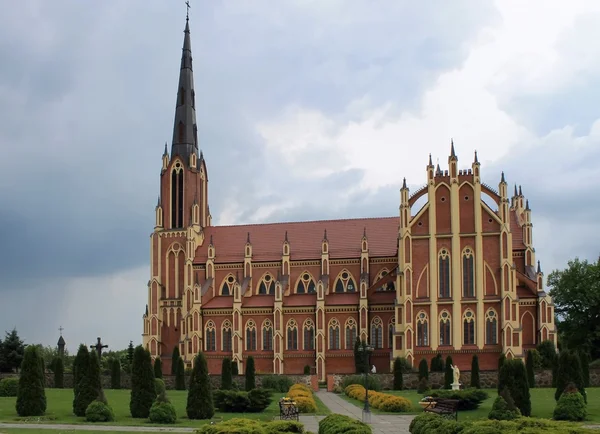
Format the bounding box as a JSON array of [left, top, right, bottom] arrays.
[[281, 231, 290, 276], [360, 227, 369, 275], [472, 150, 480, 180], [155, 196, 164, 230], [244, 232, 252, 278], [162, 143, 169, 171], [448, 139, 458, 180], [400, 178, 410, 229], [427, 153, 434, 182]]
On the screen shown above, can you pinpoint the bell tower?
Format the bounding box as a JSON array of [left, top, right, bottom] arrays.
[[143, 11, 210, 373]]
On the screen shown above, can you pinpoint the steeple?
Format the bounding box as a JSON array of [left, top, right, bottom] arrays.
[[171, 13, 198, 164]]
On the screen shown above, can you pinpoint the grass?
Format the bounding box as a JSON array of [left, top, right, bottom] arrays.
[[0, 388, 329, 427], [339, 387, 600, 423]]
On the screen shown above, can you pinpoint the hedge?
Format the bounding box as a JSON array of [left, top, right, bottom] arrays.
[[0, 378, 18, 397], [319, 414, 371, 434], [286, 383, 317, 413], [345, 384, 412, 412], [197, 417, 304, 434], [213, 388, 272, 413]]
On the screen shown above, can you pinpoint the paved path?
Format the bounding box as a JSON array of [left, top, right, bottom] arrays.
[[303, 391, 414, 434], [0, 423, 195, 432]]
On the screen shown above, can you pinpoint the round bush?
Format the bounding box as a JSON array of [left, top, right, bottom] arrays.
[[488, 395, 521, 421], [0, 378, 19, 397], [154, 378, 166, 396], [149, 401, 177, 424], [85, 400, 115, 422], [294, 396, 317, 413], [553, 391, 587, 421]]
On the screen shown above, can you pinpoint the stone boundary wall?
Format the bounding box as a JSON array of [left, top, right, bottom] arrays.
[[0, 373, 313, 390]]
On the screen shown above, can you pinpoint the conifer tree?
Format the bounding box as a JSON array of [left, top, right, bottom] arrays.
[[130, 346, 155, 418], [353, 337, 362, 374], [221, 358, 232, 390], [418, 358, 428, 381], [1, 329, 25, 373], [444, 356, 453, 389], [526, 351, 535, 388], [154, 358, 163, 379], [471, 354, 481, 389], [245, 356, 256, 391], [498, 358, 531, 416], [175, 358, 186, 390], [53, 356, 64, 389], [72, 344, 90, 416], [110, 358, 121, 389], [393, 357, 403, 390], [555, 350, 586, 403], [16, 346, 46, 416], [74, 351, 101, 416], [231, 360, 239, 376], [171, 346, 180, 375], [126, 341, 134, 373], [579, 350, 590, 387], [186, 352, 214, 419]]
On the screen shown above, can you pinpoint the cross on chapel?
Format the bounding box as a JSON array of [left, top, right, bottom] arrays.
[[91, 337, 108, 359]]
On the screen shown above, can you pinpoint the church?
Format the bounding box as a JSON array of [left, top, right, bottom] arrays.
[[142, 15, 557, 379]]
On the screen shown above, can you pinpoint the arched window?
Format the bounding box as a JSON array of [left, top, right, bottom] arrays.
[[345, 318, 357, 349], [303, 319, 315, 350], [262, 319, 273, 351], [205, 320, 216, 352], [170, 162, 184, 229], [246, 320, 257, 351], [388, 317, 395, 349], [221, 274, 235, 296], [485, 309, 498, 345], [462, 248, 475, 297], [439, 310, 451, 346], [334, 270, 357, 293], [463, 310, 475, 345], [287, 319, 298, 350], [416, 312, 428, 347], [329, 318, 340, 350], [257, 273, 275, 295], [370, 317, 383, 349], [439, 249, 450, 298], [222, 320, 232, 352], [296, 272, 316, 294], [375, 269, 395, 292]]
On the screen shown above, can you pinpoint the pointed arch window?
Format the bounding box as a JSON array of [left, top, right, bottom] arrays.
[[334, 270, 357, 293], [416, 312, 428, 347], [258, 274, 275, 295], [303, 319, 315, 350], [171, 162, 184, 229], [221, 275, 235, 296], [287, 319, 298, 350], [246, 320, 257, 351], [439, 249, 451, 298], [345, 318, 357, 349], [370, 317, 383, 349], [463, 310, 475, 345], [205, 320, 216, 352], [388, 317, 395, 349], [296, 272, 316, 294], [440, 311, 451, 346], [462, 248, 475, 297], [329, 318, 340, 350], [375, 269, 395, 292], [222, 320, 232, 352], [485, 309, 498, 345], [262, 319, 273, 351]]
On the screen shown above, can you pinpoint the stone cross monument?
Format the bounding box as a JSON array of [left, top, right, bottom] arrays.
[[90, 337, 108, 359]]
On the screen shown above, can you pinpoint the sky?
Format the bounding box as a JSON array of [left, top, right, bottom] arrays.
[[1, 0, 599, 353]]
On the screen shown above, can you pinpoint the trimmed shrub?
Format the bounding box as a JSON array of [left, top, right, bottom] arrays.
[[430, 354, 444, 372], [153, 358, 163, 379], [197, 418, 303, 434], [175, 358, 186, 390], [72, 344, 90, 415], [537, 339, 557, 368], [287, 383, 317, 413], [171, 346, 180, 375], [344, 384, 412, 413], [470, 354, 480, 389], [528, 348, 542, 370], [341, 374, 381, 391], [418, 358, 428, 381], [416, 377, 428, 394], [154, 378, 165, 396], [221, 358, 232, 390], [444, 356, 453, 389], [245, 356, 256, 391], [261, 374, 293, 392], [551, 352, 559, 387], [75, 351, 103, 417], [16, 346, 47, 417], [553, 388, 587, 421], [497, 358, 531, 417], [498, 353, 506, 370], [319, 414, 372, 434], [53, 357, 64, 389], [85, 400, 115, 422], [526, 350, 535, 388], [429, 388, 488, 411], [231, 360, 239, 376], [0, 378, 19, 397], [110, 358, 121, 389], [187, 352, 214, 419], [248, 388, 272, 412], [555, 350, 586, 403], [488, 389, 521, 420], [130, 345, 155, 418], [579, 350, 590, 387], [214, 390, 251, 412], [303, 365, 310, 375], [149, 390, 177, 424], [393, 357, 403, 390]]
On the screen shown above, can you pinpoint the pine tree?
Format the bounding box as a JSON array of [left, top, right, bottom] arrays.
[[130, 346, 155, 418], [186, 352, 214, 419], [126, 341, 134, 373], [221, 358, 232, 390], [74, 351, 101, 416], [154, 358, 163, 379], [393, 357, 403, 390], [15, 345, 46, 416], [526, 351, 535, 388], [111, 358, 121, 389], [175, 358, 186, 390], [171, 346, 180, 375], [418, 359, 428, 381], [430, 354, 443, 372], [72, 344, 90, 416], [2, 329, 25, 373], [498, 359, 531, 416], [444, 356, 453, 389], [470, 354, 481, 389], [53, 357, 64, 388], [555, 350, 586, 403], [245, 356, 256, 391]]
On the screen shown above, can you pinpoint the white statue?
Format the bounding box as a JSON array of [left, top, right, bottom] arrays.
[[371, 364, 377, 374], [451, 364, 460, 384]]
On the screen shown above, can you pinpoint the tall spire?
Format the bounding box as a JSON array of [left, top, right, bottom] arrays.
[[450, 139, 456, 159], [171, 10, 198, 163]]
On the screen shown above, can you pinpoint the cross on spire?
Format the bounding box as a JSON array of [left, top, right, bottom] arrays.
[[185, 1, 191, 20], [58, 326, 64, 336]]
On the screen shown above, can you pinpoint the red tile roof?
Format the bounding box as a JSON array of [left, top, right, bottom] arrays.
[[510, 210, 526, 249], [195, 217, 399, 263], [202, 296, 233, 309]]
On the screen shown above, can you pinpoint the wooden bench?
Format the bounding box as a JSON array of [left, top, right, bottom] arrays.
[[423, 398, 460, 421], [279, 401, 299, 421]]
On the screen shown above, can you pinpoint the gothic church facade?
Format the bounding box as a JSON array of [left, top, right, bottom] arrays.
[[142, 17, 556, 378]]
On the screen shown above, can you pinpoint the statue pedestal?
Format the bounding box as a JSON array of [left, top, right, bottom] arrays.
[[451, 382, 461, 391]]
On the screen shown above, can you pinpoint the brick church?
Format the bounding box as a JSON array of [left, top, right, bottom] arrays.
[[142, 15, 556, 379]]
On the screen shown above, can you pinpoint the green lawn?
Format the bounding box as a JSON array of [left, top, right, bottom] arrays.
[[340, 387, 600, 423], [0, 388, 329, 427]]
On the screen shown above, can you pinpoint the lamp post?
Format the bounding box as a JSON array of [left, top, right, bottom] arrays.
[[357, 343, 374, 423]]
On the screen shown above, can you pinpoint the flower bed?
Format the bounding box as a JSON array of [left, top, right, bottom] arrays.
[[285, 383, 317, 413], [344, 384, 412, 412]]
